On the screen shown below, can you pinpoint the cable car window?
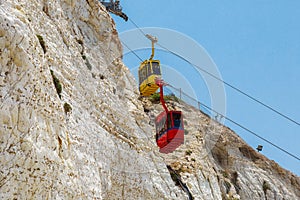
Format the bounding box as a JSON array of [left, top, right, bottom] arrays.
[[173, 113, 182, 128], [143, 66, 147, 80], [167, 113, 172, 129], [156, 118, 164, 133], [139, 69, 143, 84], [152, 62, 161, 75], [139, 65, 147, 84], [155, 114, 167, 137], [147, 63, 152, 76]]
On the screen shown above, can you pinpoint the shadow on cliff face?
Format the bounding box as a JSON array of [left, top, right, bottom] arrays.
[[238, 145, 261, 162], [211, 141, 230, 169], [211, 136, 300, 197]]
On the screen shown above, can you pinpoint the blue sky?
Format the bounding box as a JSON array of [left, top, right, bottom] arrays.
[[111, 0, 300, 175]]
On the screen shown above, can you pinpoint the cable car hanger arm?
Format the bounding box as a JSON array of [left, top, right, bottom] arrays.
[[156, 79, 168, 113], [146, 34, 158, 60]]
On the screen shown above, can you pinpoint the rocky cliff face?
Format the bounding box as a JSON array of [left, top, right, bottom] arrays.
[[144, 98, 300, 200], [0, 0, 299, 199]]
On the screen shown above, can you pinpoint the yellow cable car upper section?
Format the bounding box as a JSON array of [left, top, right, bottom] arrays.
[[139, 35, 161, 96]]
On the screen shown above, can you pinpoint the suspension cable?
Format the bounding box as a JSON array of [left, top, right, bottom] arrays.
[[167, 84, 300, 162], [127, 17, 300, 127], [120, 33, 300, 163], [121, 40, 143, 62]]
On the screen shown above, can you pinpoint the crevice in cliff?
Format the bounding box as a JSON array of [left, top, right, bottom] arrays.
[[219, 170, 241, 200], [230, 171, 240, 194], [76, 35, 94, 72], [57, 135, 63, 158], [42, 1, 50, 18], [167, 165, 194, 200], [50, 70, 62, 99], [36, 34, 46, 54], [63, 102, 72, 115]]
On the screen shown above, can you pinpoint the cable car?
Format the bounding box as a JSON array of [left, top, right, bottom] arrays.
[[155, 80, 184, 153], [155, 111, 184, 153], [139, 60, 161, 96], [138, 35, 161, 96]]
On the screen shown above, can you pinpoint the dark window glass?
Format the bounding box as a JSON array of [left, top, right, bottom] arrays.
[[139, 61, 160, 85], [139, 64, 147, 84], [152, 62, 161, 75], [173, 113, 182, 128], [167, 113, 172, 129], [147, 63, 151, 76], [144, 67, 147, 79], [139, 69, 142, 84], [155, 113, 167, 138]]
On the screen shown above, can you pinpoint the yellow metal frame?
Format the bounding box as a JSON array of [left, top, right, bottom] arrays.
[[139, 74, 160, 96], [139, 60, 161, 96], [138, 34, 161, 96]]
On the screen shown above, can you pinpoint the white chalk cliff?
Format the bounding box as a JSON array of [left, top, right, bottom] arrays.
[[0, 0, 299, 199]]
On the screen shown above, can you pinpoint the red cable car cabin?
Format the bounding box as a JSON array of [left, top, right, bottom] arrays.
[[155, 111, 184, 153], [154, 79, 184, 153]]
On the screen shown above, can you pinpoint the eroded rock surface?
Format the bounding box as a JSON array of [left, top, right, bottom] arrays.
[[145, 97, 300, 200], [0, 0, 186, 199]]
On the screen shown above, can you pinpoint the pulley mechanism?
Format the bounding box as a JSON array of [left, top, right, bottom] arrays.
[[100, 0, 128, 21]]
